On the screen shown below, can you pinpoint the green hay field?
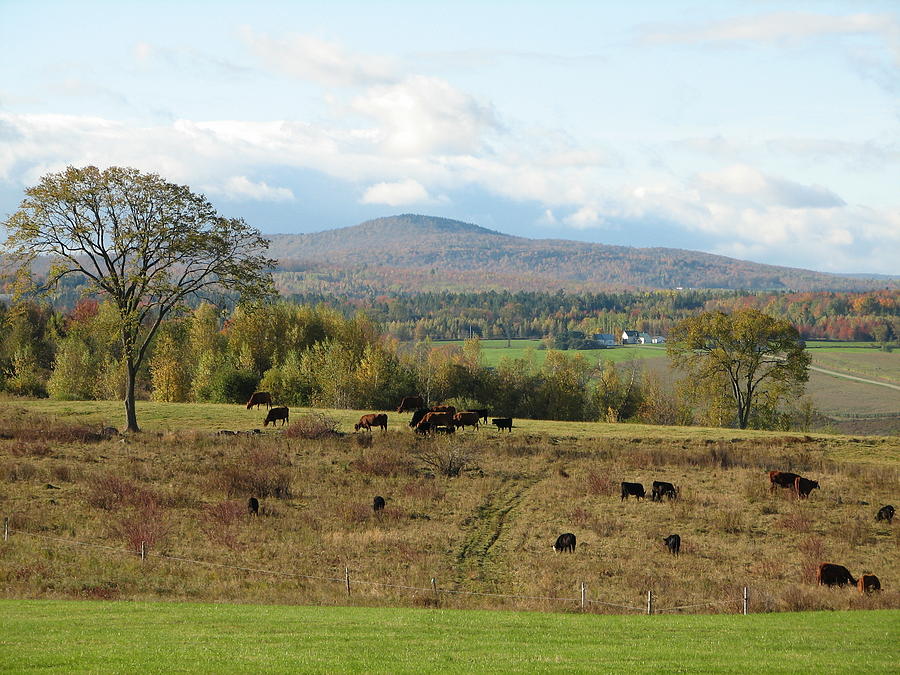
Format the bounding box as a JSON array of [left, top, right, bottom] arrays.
[[0, 600, 897, 673]]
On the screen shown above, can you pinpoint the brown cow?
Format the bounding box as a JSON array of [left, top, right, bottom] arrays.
[[453, 411, 480, 431], [416, 411, 452, 433], [246, 391, 272, 410], [263, 406, 289, 427], [858, 574, 881, 593], [817, 563, 856, 587], [769, 470, 800, 493], [355, 413, 388, 432], [794, 476, 820, 499], [396, 396, 424, 413]]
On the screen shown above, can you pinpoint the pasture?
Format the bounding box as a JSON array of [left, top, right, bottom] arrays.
[[432, 338, 668, 368], [1, 600, 897, 672], [1, 400, 898, 618]]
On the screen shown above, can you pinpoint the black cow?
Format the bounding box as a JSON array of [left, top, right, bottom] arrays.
[[651, 481, 678, 501], [876, 505, 895, 523], [768, 470, 800, 493], [373, 496, 386, 512], [858, 575, 881, 593], [396, 396, 424, 413], [248, 497, 259, 516], [663, 534, 681, 555], [553, 532, 576, 553], [817, 562, 856, 587], [246, 391, 272, 410], [794, 476, 820, 499], [263, 406, 289, 427], [492, 417, 513, 432], [621, 482, 645, 501], [471, 409, 489, 423]]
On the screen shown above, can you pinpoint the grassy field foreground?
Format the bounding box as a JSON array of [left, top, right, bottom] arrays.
[[1, 600, 897, 673]]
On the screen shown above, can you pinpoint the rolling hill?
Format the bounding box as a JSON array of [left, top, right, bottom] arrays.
[[269, 215, 897, 294]]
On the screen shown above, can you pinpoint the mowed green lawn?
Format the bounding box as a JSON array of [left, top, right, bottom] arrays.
[[432, 339, 668, 368], [0, 600, 897, 673]]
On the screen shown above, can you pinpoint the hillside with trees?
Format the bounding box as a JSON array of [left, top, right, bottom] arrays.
[[270, 215, 897, 294]]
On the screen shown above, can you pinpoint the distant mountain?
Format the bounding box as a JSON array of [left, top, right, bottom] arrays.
[[268, 215, 895, 294]]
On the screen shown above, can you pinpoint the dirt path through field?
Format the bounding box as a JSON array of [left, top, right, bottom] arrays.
[[452, 476, 537, 590], [809, 364, 900, 391]]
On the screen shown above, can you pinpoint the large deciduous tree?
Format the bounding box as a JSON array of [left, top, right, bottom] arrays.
[[3, 165, 275, 431], [666, 309, 810, 429]]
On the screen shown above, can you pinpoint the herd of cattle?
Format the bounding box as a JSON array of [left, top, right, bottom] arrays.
[[242, 391, 892, 595]]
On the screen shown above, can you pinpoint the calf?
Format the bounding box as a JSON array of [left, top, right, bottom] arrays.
[[246, 391, 272, 410], [858, 574, 881, 593], [248, 497, 259, 516], [651, 481, 678, 502], [492, 417, 513, 432], [794, 476, 820, 499], [553, 532, 576, 553], [663, 534, 681, 555], [621, 482, 645, 501], [355, 413, 388, 432], [876, 505, 895, 523], [769, 470, 800, 493], [263, 406, 289, 427], [817, 562, 856, 587], [373, 496, 386, 512]]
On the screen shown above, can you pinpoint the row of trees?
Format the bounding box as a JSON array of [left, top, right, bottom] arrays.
[[282, 289, 899, 344]]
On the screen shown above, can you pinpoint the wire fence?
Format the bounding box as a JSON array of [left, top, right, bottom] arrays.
[[3, 519, 750, 615]]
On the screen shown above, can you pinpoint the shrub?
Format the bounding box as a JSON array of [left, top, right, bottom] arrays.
[[715, 509, 745, 533], [206, 367, 260, 404], [85, 473, 146, 510], [351, 450, 415, 477], [216, 448, 293, 499], [10, 442, 52, 457], [3, 461, 38, 482], [113, 503, 169, 555], [836, 516, 873, 548], [586, 471, 615, 496], [285, 413, 340, 440], [415, 442, 474, 477]]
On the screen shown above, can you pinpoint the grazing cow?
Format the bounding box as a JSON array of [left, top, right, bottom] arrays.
[[621, 482, 645, 501], [416, 411, 452, 432], [355, 413, 388, 432], [768, 470, 800, 493], [794, 476, 820, 499], [429, 405, 456, 418], [651, 481, 678, 501], [396, 396, 424, 413], [453, 411, 481, 431], [409, 408, 430, 428], [263, 406, 289, 427], [663, 534, 681, 555], [876, 505, 895, 523], [248, 497, 259, 516], [246, 391, 272, 410], [492, 417, 513, 432], [471, 409, 489, 423], [817, 563, 856, 587], [373, 496, 386, 512], [858, 574, 881, 593], [553, 532, 576, 553]]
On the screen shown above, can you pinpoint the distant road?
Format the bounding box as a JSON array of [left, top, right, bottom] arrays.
[[809, 365, 900, 392]]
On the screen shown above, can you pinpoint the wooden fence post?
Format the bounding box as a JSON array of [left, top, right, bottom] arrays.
[[743, 587, 749, 615], [580, 581, 586, 609], [345, 567, 351, 597], [3, 517, 7, 542], [140, 541, 145, 561], [431, 577, 437, 598], [646, 590, 653, 615]]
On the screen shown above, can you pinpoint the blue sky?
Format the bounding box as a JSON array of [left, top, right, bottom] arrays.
[[1, 0, 898, 274]]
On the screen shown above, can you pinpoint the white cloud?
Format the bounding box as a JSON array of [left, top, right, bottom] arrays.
[[361, 179, 430, 206], [352, 75, 500, 156], [564, 206, 602, 229], [216, 176, 295, 202], [240, 28, 396, 87], [697, 165, 845, 209], [642, 12, 898, 49]]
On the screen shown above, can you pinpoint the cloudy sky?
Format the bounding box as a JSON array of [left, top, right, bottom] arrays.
[[1, 0, 898, 274]]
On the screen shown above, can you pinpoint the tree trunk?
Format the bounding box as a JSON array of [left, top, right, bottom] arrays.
[[124, 359, 140, 433]]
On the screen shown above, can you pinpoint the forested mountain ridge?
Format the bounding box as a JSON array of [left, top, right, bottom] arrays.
[[269, 214, 896, 294]]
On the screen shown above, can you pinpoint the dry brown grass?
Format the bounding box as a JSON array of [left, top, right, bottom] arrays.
[[0, 406, 898, 614]]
